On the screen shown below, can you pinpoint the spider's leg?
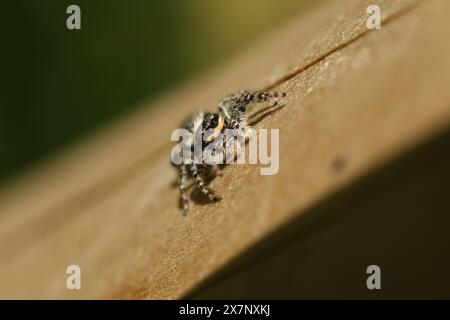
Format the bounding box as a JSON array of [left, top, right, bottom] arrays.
[[228, 107, 249, 130], [218, 91, 244, 122], [190, 164, 221, 202], [178, 164, 189, 214], [265, 91, 287, 107], [219, 90, 286, 128], [243, 90, 287, 106]]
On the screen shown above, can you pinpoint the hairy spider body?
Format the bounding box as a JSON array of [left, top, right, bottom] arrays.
[[173, 90, 286, 214]]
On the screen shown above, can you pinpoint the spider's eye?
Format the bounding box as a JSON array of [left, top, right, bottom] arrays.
[[204, 114, 224, 142], [210, 114, 219, 128]]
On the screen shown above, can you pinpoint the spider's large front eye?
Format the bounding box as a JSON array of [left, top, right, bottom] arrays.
[[205, 114, 224, 142], [210, 114, 219, 128]]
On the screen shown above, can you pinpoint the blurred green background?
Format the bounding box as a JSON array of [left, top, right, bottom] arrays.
[[1, 0, 322, 184]]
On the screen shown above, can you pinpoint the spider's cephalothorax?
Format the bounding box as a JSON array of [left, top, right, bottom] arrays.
[[174, 90, 286, 214]]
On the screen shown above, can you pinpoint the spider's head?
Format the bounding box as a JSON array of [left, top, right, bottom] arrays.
[[202, 112, 224, 143]]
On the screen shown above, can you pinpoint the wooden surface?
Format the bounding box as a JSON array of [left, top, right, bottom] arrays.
[[1, 0, 450, 299], [189, 127, 450, 299]]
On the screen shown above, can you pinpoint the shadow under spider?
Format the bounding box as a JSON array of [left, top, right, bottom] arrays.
[[248, 103, 285, 126]]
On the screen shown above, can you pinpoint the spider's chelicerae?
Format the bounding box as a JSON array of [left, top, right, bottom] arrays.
[[173, 90, 286, 214]]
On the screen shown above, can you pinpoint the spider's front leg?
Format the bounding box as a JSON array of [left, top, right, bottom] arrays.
[[218, 90, 287, 129], [178, 164, 189, 214], [217, 91, 245, 120], [190, 163, 221, 202]]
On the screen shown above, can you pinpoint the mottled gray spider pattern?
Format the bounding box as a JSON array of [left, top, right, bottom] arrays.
[[173, 90, 286, 214]]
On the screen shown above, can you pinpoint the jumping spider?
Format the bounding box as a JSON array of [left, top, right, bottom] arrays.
[[173, 90, 286, 214]]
